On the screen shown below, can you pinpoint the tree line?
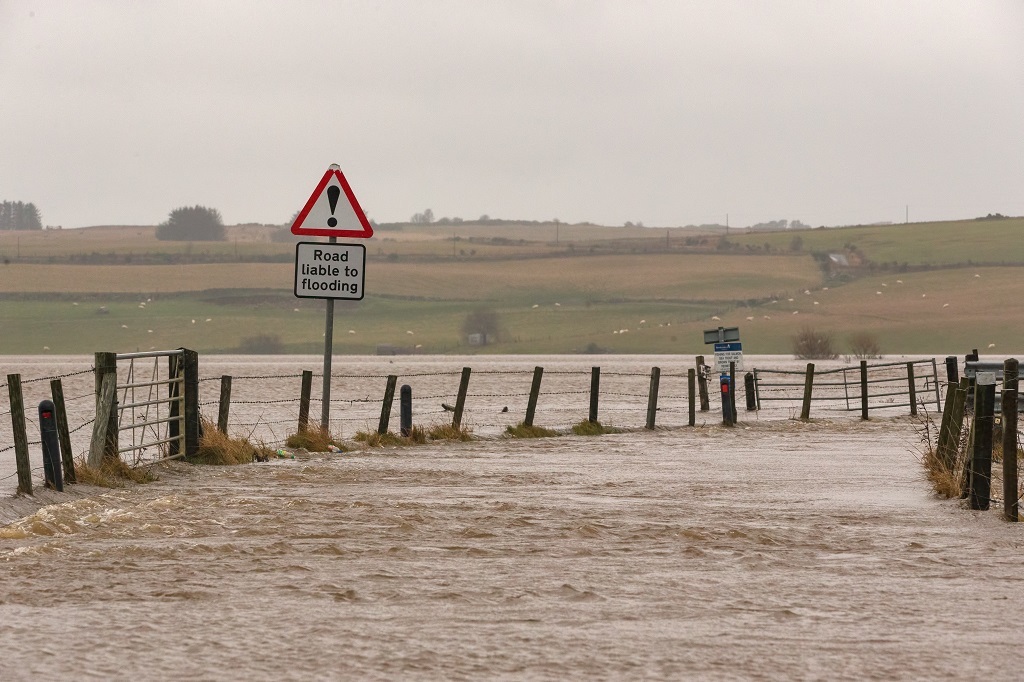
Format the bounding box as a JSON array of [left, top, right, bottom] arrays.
[[0, 201, 43, 230]]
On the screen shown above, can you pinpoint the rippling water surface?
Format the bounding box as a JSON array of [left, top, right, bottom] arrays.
[[2, 357, 1022, 679]]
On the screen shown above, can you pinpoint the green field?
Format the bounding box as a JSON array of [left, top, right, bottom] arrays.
[[1, 218, 1022, 355]]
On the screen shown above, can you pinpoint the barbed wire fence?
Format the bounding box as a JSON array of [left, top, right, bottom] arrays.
[[6, 355, 1016, 498]]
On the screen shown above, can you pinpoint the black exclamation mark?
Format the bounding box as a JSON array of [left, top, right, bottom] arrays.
[[327, 185, 341, 227]]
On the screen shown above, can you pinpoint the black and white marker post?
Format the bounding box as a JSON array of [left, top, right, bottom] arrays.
[[290, 164, 375, 432]]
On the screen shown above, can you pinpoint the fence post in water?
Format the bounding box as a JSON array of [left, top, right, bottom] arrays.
[[1002, 358, 1019, 522], [696, 356, 710, 412], [7, 374, 32, 495], [50, 378, 76, 484], [906, 362, 918, 416], [400, 384, 412, 437], [945, 356, 959, 386], [646, 367, 660, 430], [218, 375, 233, 434], [799, 363, 815, 421], [181, 348, 200, 459], [453, 367, 471, 429], [94, 351, 118, 460], [969, 371, 996, 511], [860, 360, 869, 420], [744, 372, 757, 411], [38, 400, 64, 492], [88, 371, 117, 468], [753, 369, 762, 410], [297, 370, 313, 433], [688, 368, 696, 426], [936, 380, 958, 469], [525, 366, 544, 427], [378, 375, 398, 434], [589, 367, 600, 424], [168, 353, 181, 457]]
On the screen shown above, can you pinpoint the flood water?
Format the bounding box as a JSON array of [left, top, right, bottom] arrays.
[[2, 356, 1022, 679]]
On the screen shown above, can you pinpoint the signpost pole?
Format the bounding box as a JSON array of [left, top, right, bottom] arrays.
[[290, 164, 375, 433], [321, 236, 336, 430]]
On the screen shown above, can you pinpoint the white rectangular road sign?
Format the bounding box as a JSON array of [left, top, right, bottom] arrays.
[[713, 342, 743, 373], [293, 242, 365, 300]]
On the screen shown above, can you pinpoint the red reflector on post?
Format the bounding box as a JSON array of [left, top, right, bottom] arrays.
[[41, 411, 52, 419]]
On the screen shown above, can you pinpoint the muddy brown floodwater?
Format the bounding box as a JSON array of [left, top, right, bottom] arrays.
[[2, 417, 1022, 680]]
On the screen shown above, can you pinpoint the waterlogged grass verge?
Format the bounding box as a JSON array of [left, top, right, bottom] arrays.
[[197, 423, 276, 465], [571, 420, 620, 436], [428, 424, 473, 441], [505, 422, 559, 439], [285, 426, 344, 453], [354, 425, 427, 447], [74, 457, 157, 488]]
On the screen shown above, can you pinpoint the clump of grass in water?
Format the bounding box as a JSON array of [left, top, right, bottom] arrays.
[[571, 419, 619, 436], [75, 456, 157, 488], [285, 426, 344, 453], [505, 422, 558, 438], [922, 447, 963, 499], [354, 426, 428, 447], [427, 423, 473, 441], [197, 422, 276, 465], [913, 405, 967, 499]]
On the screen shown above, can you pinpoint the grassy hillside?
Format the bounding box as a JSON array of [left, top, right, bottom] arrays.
[[1, 218, 1022, 355]]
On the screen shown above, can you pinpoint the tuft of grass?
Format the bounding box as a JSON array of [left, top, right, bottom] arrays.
[[196, 422, 275, 465], [922, 446, 963, 499], [285, 426, 344, 452], [427, 423, 473, 441], [74, 456, 157, 488], [505, 422, 558, 438], [354, 426, 427, 447], [571, 419, 619, 436]]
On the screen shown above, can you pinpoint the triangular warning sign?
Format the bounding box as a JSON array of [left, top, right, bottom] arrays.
[[291, 166, 374, 238]]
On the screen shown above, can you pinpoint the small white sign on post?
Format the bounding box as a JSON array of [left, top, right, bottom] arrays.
[[713, 341, 743, 373], [293, 242, 365, 300]]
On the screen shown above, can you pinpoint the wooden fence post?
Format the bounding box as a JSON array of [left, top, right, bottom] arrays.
[[969, 372, 996, 511], [1003, 358, 1019, 522], [7, 374, 32, 495], [88, 372, 117, 468], [936, 379, 958, 469], [525, 366, 544, 427], [181, 348, 200, 459], [860, 360, 869, 420], [378, 375, 397, 434], [589, 367, 600, 424], [906, 362, 918, 416], [168, 353, 181, 457], [94, 351, 118, 460], [50, 378, 76, 484], [753, 369, 762, 410], [297, 370, 313, 433], [688, 368, 696, 427], [453, 367, 471, 429], [696, 356, 710, 412], [218, 375, 233, 434], [646, 367, 660, 429], [744, 372, 757, 411], [799, 363, 815, 421]]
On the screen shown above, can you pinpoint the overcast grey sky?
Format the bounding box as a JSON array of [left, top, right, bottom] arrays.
[[1, 0, 1021, 229]]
